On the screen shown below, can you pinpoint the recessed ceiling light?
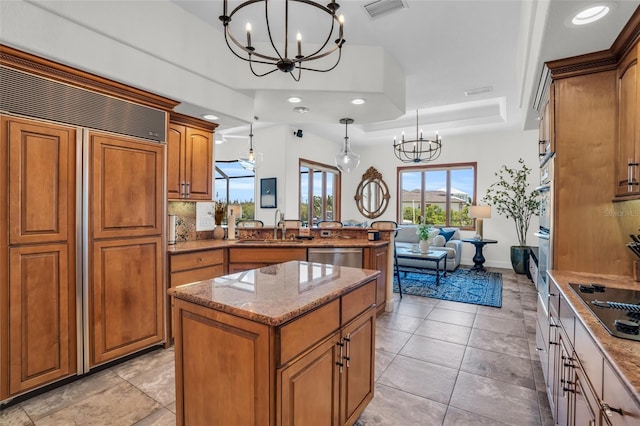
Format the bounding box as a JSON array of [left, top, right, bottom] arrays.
[[293, 106, 310, 114], [288, 97, 302, 103], [571, 5, 610, 26], [351, 98, 366, 105], [202, 114, 218, 120]]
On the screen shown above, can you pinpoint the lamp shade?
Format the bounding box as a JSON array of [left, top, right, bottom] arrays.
[[469, 205, 491, 219]]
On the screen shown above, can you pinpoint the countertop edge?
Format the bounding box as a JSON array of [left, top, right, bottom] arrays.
[[548, 270, 640, 402], [167, 239, 389, 254], [169, 268, 381, 327]]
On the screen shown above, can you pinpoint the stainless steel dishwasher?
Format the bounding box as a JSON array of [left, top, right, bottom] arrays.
[[307, 247, 363, 268]]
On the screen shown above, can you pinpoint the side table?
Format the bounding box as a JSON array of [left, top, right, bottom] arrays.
[[462, 238, 498, 271]]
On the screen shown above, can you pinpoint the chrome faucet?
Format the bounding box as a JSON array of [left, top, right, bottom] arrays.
[[274, 209, 284, 239]]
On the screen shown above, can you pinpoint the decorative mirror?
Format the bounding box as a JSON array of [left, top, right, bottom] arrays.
[[354, 166, 390, 219]]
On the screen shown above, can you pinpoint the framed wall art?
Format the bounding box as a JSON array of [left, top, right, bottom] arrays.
[[260, 177, 277, 208]]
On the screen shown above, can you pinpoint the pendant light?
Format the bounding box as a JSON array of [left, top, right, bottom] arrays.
[[335, 118, 360, 174], [238, 121, 263, 171]]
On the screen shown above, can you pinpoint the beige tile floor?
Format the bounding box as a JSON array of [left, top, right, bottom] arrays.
[[1, 268, 553, 426]]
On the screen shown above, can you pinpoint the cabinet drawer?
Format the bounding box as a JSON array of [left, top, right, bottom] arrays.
[[279, 299, 340, 367], [537, 294, 549, 349], [559, 294, 575, 345], [342, 280, 376, 325], [170, 249, 224, 272], [229, 247, 306, 264], [602, 360, 640, 425], [171, 265, 225, 287]]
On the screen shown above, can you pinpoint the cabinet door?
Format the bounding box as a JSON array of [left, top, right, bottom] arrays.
[[573, 366, 598, 426], [184, 127, 213, 200], [6, 117, 76, 245], [89, 236, 163, 366], [167, 124, 186, 199], [365, 246, 388, 313], [556, 333, 572, 426], [340, 308, 375, 426], [279, 333, 341, 426], [90, 133, 164, 239], [602, 360, 640, 426], [547, 315, 559, 419], [6, 244, 76, 396], [615, 44, 638, 196]]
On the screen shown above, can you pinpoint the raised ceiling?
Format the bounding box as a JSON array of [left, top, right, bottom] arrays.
[[172, 0, 638, 146]]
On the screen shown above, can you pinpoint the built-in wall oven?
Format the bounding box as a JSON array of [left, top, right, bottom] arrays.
[[535, 155, 554, 312]]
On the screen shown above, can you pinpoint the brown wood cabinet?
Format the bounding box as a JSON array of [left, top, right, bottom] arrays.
[[364, 246, 388, 314], [167, 113, 217, 200], [89, 132, 165, 367], [167, 249, 226, 340], [615, 40, 640, 198], [173, 277, 376, 426], [0, 116, 77, 399], [228, 247, 307, 273]]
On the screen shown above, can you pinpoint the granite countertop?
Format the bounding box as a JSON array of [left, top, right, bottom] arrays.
[[548, 270, 640, 401], [168, 260, 380, 326], [167, 238, 389, 254]]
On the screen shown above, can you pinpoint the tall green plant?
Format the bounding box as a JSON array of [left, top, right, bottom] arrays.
[[482, 158, 540, 247]]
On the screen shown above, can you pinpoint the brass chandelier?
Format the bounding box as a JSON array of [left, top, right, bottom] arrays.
[[219, 0, 346, 81], [393, 110, 442, 163]]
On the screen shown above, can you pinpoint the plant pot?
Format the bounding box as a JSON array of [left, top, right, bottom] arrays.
[[510, 246, 530, 274]]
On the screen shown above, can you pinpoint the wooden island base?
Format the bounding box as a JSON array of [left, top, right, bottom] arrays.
[[170, 261, 379, 425]]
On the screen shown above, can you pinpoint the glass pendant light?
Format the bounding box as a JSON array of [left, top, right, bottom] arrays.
[[335, 118, 360, 174], [238, 121, 263, 171]]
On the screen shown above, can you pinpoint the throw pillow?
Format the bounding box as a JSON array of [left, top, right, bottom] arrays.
[[432, 235, 446, 247], [439, 228, 455, 242]]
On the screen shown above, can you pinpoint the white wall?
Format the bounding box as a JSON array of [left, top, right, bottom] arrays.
[[215, 124, 540, 269]]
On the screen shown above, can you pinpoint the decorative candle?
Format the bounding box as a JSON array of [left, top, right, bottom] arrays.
[[246, 22, 252, 47]]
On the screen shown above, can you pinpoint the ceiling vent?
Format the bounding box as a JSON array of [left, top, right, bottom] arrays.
[[363, 0, 407, 19]]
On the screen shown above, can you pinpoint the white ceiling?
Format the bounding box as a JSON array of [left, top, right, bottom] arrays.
[[172, 0, 639, 146]]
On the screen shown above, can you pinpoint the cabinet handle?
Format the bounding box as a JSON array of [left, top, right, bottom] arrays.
[[186, 181, 191, 197], [344, 335, 351, 368], [550, 324, 559, 328], [602, 402, 623, 417], [180, 182, 186, 198], [628, 162, 639, 192], [197, 257, 203, 262], [535, 347, 544, 351], [336, 340, 344, 373], [550, 341, 558, 345]]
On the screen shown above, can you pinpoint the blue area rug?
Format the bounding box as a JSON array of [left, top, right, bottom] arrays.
[[393, 267, 502, 308]]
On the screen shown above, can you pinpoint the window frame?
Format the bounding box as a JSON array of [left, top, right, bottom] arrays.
[[299, 158, 342, 226], [214, 160, 256, 220], [396, 161, 477, 230]]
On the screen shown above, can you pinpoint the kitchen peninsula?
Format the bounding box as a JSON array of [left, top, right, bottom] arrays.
[[169, 260, 379, 425]]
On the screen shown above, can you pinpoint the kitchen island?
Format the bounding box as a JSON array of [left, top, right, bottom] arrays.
[[169, 260, 380, 425]]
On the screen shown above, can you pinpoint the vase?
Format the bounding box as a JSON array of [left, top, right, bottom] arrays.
[[419, 239, 429, 254], [510, 246, 529, 274], [213, 225, 225, 240]]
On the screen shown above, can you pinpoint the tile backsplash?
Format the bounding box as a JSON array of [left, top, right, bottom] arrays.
[[168, 201, 214, 241]]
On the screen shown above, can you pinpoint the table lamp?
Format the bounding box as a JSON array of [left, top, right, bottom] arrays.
[[469, 205, 491, 240]]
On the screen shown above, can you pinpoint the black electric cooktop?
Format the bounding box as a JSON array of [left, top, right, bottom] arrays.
[[569, 283, 640, 342]]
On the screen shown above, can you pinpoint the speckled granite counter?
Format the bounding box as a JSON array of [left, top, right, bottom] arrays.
[[167, 238, 389, 254], [548, 270, 640, 401], [168, 260, 381, 326]]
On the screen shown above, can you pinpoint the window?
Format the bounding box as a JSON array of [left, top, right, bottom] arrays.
[[299, 159, 341, 226], [398, 162, 476, 228], [215, 161, 256, 220]]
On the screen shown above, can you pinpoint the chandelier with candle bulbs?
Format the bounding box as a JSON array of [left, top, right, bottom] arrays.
[[219, 0, 346, 81], [393, 110, 442, 163]]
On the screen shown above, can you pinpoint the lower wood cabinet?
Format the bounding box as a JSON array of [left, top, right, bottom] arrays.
[[4, 244, 77, 397], [90, 236, 164, 366], [227, 247, 307, 273], [364, 246, 388, 314], [168, 249, 226, 340], [173, 278, 376, 426]]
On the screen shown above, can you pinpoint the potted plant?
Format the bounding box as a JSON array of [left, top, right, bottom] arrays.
[[213, 202, 226, 239], [417, 221, 435, 254], [482, 158, 539, 274]]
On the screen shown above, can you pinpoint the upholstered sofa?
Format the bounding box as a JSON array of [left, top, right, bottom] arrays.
[[394, 226, 462, 272]]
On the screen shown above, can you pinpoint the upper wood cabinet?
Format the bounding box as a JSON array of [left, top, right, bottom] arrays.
[[615, 41, 640, 198], [90, 132, 164, 239], [168, 113, 217, 201]]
